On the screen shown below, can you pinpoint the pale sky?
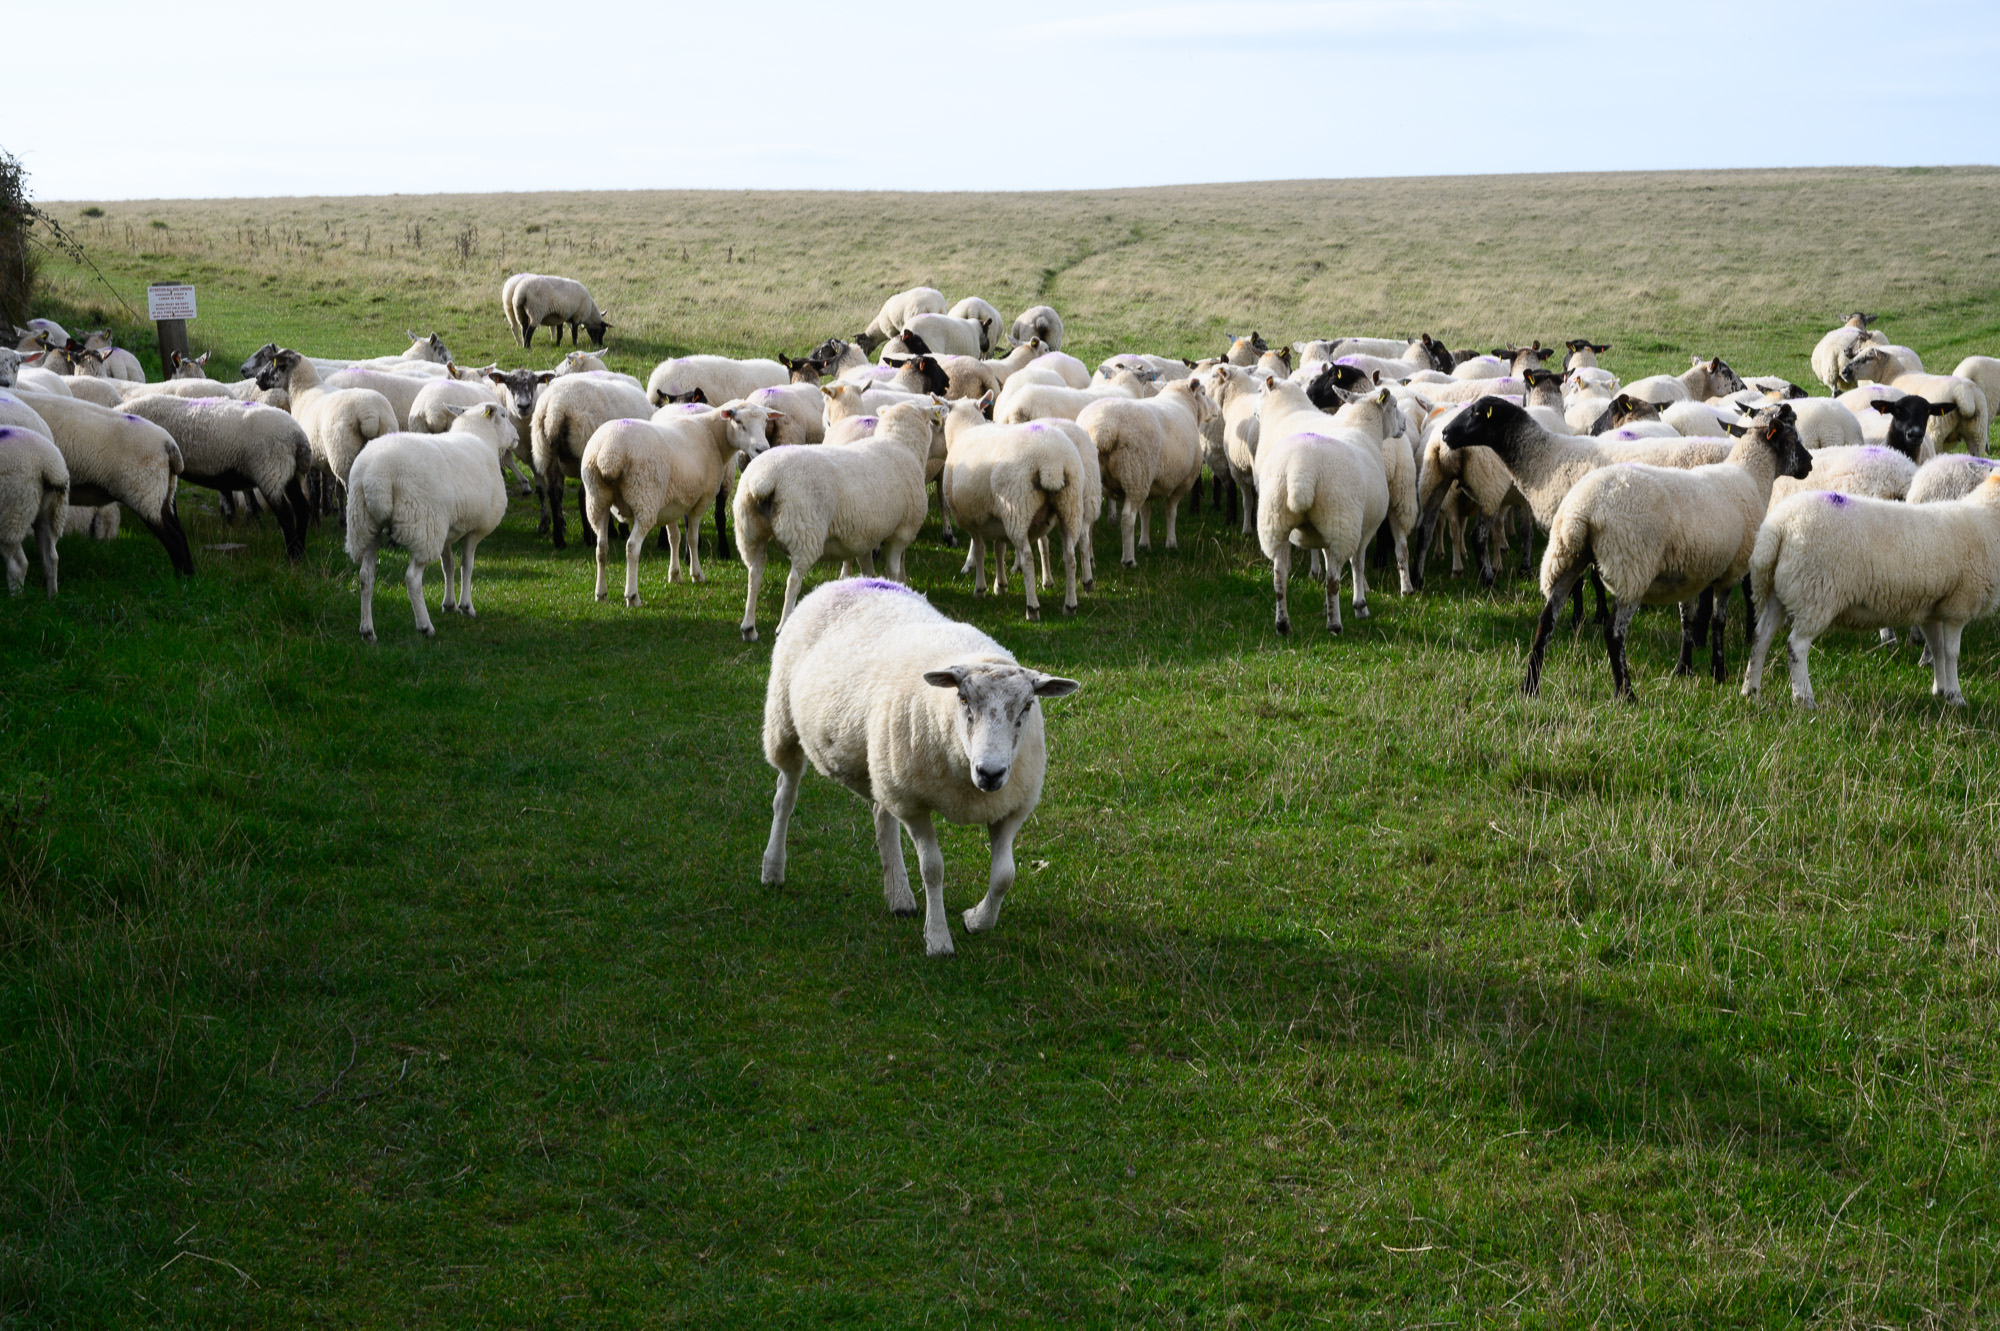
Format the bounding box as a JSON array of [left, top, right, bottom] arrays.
[[7, 1, 1996, 200]]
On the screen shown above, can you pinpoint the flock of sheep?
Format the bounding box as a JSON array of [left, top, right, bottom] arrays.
[[4, 282, 2000, 952]]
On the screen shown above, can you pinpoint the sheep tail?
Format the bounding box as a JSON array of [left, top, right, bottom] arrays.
[[1035, 458, 1068, 493], [1748, 514, 1784, 615], [739, 466, 778, 520], [1285, 466, 1315, 515], [1539, 503, 1593, 599], [342, 470, 391, 563]]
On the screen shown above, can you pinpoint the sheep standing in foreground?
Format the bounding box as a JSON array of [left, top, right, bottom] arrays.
[[735, 401, 939, 641], [1079, 379, 1215, 566], [646, 354, 789, 407], [1253, 379, 1391, 634], [1010, 306, 1064, 352], [759, 577, 1080, 956], [0, 426, 68, 595], [119, 396, 314, 560], [9, 390, 194, 576], [940, 404, 1086, 619], [1744, 476, 2000, 707], [582, 403, 771, 604], [344, 403, 517, 642], [503, 273, 612, 349], [530, 372, 653, 547], [1523, 404, 1811, 698]]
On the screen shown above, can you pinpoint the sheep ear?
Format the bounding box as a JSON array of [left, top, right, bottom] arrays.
[[1032, 673, 1080, 699], [536, 371, 556, 384], [442, 403, 470, 417], [1724, 422, 1747, 436], [1932, 401, 1958, 416], [923, 668, 964, 691], [1869, 399, 1893, 414]]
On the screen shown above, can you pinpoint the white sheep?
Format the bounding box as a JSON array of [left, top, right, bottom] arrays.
[[1950, 357, 2000, 448], [646, 354, 789, 408], [735, 401, 939, 641], [252, 349, 398, 505], [857, 287, 949, 352], [1621, 356, 1748, 406], [744, 383, 829, 445], [894, 312, 985, 358], [1331, 387, 1419, 595], [119, 395, 314, 560], [1078, 378, 1215, 566], [947, 297, 1006, 350], [1027, 350, 1091, 390], [79, 332, 145, 383], [0, 426, 67, 595], [581, 403, 771, 604], [344, 403, 518, 641], [324, 365, 428, 430], [1908, 453, 2000, 506], [1767, 395, 1940, 508], [1523, 404, 1811, 697], [994, 369, 1154, 425], [1744, 477, 2000, 706], [1253, 378, 1391, 634], [529, 371, 654, 547], [1839, 345, 1991, 457], [9, 389, 194, 576], [758, 577, 1079, 956], [1810, 313, 1884, 391], [1563, 339, 1612, 371], [503, 272, 611, 349], [1009, 306, 1064, 352], [940, 406, 1086, 619]]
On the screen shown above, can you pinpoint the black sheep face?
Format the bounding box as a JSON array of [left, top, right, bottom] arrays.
[[1703, 357, 1747, 396], [1871, 395, 1956, 460], [584, 314, 610, 348], [486, 367, 555, 416], [809, 337, 849, 364], [1441, 396, 1524, 451], [254, 349, 302, 391]]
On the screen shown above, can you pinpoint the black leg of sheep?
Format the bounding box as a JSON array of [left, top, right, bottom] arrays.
[[1710, 585, 1731, 684], [1675, 591, 1712, 676], [713, 491, 731, 560]]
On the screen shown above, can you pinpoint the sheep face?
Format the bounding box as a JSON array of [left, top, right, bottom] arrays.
[[1304, 361, 1369, 410], [1872, 396, 1956, 459], [1840, 346, 1892, 384], [485, 367, 556, 416], [406, 331, 450, 362], [0, 349, 17, 388], [717, 404, 773, 460], [168, 350, 211, 379], [583, 312, 610, 348], [1440, 396, 1527, 452], [658, 386, 710, 407], [921, 664, 1080, 793], [1609, 394, 1661, 428], [241, 343, 280, 380], [254, 349, 303, 391], [1728, 404, 1811, 479]]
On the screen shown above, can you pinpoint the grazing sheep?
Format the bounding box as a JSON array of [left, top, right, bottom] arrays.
[[1839, 345, 1991, 457], [1254, 378, 1391, 634], [940, 405, 1085, 619], [1009, 305, 1064, 352], [1523, 404, 1810, 698], [9, 390, 194, 576], [119, 395, 314, 560], [582, 403, 771, 604], [1811, 313, 1884, 392], [253, 349, 398, 505], [1744, 476, 2000, 707], [344, 403, 518, 641], [504, 273, 611, 349], [530, 371, 653, 547], [947, 297, 1007, 350], [1078, 379, 1216, 566], [735, 401, 939, 641], [0, 426, 67, 595], [857, 287, 949, 353], [646, 354, 789, 408], [758, 577, 1079, 956], [897, 312, 986, 358]]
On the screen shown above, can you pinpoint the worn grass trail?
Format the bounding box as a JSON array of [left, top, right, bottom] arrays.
[[6, 168, 2000, 1325]]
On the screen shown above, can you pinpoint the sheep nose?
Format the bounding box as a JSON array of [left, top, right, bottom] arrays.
[[974, 764, 1008, 791]]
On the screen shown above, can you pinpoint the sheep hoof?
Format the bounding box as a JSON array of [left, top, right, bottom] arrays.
[[419, 626, 436, 638], [1063, 603, 1077, 616], [360, 628, 376, 644], [1355, 604, 1370, 619], [626, 594, 643, 607], [890, 903, 920, 918], [595, 591, 608, 603], [1025, 606, 1041, 622], [924, 934, 956, 958], [1327, 621, 1342, 635], [1275, 618, 1291, 636], [1121, 559, 1137, 568], [461, 606, 475, 618], [741, 626, 759, 643]]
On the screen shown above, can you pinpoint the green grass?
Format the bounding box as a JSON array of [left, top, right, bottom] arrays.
[[8, 170, 2000, 1326]]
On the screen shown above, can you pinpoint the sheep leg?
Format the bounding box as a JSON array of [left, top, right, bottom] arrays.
[[1060, 528, 1078, 615], [686, 510, 705, 583], [960, 534, 979, 577], [1740, 574, 1754, 649], [994, 544, 1008, 595], [357, 548, 378, 643], [739, 542, 767, 642], [886, 540, 909, 584], [1928, 620, 1966, 705], [1524, 567, 1584, 697], [1164, 493, 1180, 549], [970, 537, 988, 596], [1472, 515, 1495, 589], [712, 489, 732, 560], [1785, 630, 1817, 708], [1675, 593, 1710, 676], [1709, 584, 1730, 684], [1448, 508, 1465, 575], [1117, 500, 1140, 566], [576, 483, 596, 547], [1605, 600, 1638, 699], [626, 522, 649, 605], [1349, 547, 1371, 619], [901, 812, 954, 957], [964, 808, 1029, 935], [875, 805, 918, 915], [1741, 595, 1787, 699], [760, 748, 805, 885], [1515, 520, 1533, 578], [1570, 579, 1585, 628], [1037, 536, 1052, 589], [146, 502, 196, 577], [406, 553, 436, 637], [458, 537, 480, 617], [937, 478, 956, 547], [1016, 535, 1041, 621], [546, 469, 567, 548], [439, 542, 457, 613], [776, 550, 814, 636], [1272, 542, 1293, 636], [1233, 476, 1250, 534], [280, 478, 310, 560], [1137, 500, 1151, 551], [1324, 547, 1343, 634], [34, 514, 58, 596], [2, 542, 25, 595], [1078, 523, 1095, 590]]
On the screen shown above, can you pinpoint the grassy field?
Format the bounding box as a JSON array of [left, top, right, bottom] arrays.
[[7, 168, 2000, 1327]]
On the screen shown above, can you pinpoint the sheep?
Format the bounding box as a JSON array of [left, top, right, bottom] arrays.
[[1009, 305, 1064, 352], [947, 297, 1007, 350], [1564, 339, 1611, 371], [1662, 399, 1743, 438], [735, 401, 940, 641], [979, 339, 1047, 388], [743, 383, 829, 445], [344, 403, 517, 642], [118, 395, 313, 560], [1451, 354, 1511, 381], [819, 399, 960, 548], [1332, 387, 1420, 595], [0, 426, 67, 595], [1224, 333, 1269, 366], [895, 312, 985, 358], [995, 369, 1154, 425], [879, 354, 953, 399], [1079, 378, 1215, 566], [79, 332, 144, 383], [411, 368, 544, 433], [1909, 453, 2000, 506], [1621, 356, 1748, 406], [13, 319, 69, 350], [758, 576, 1079, 956], [1839, 344, 1991, 457], [8, 389, 194, 576], [582, 403, 772, 604], [323, 365, 430, 430], [252, 349, 398, 507], [1521, 404, 1811, 698], [1764, 399, 1938, 513], [1743, 476, 2000, 707], [939, 405, 1086, 619], [646, 354, 789, 408], [1253, 378, 1391, 634], [503, 272, 611, 349], [529, 371, 654, 548], [1811, 313, 1884, 391], [1951, 357, 2000, 441], [167, 350, 212, 379], [857, 286, 949, 352], [927, 354, 1001, 401]]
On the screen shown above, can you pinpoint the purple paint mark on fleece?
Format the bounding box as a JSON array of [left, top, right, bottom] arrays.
[[1027, 421, 1047, 431], [1823, 493, 1850, 506], [1861, 446, 1886, 455], [835, 577, 917, 597], [123, 414, 141, 422]]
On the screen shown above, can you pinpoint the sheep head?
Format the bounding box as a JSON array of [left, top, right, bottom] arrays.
[[921, 663, 1079, 794], [1870, 395, 1955, 461]]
